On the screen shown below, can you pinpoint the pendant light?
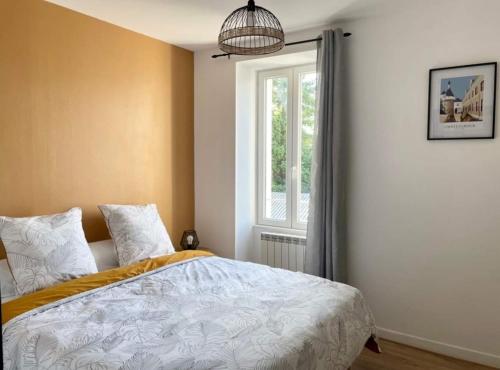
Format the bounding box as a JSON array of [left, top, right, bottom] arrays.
[[218, 0, 285, 56]]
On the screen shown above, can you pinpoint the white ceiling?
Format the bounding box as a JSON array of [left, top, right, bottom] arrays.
[[46, 0, 391, 51]]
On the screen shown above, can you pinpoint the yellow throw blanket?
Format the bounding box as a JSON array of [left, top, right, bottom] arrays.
[[2, 250, 213, 325]]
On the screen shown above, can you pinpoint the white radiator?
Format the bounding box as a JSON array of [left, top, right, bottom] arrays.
[[260, 232, 306, 272]]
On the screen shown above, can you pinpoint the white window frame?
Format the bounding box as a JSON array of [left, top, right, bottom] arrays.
[[257, 64, 316, 230]]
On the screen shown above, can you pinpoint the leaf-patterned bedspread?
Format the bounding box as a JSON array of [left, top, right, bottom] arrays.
[[3, 256, 376, 369]]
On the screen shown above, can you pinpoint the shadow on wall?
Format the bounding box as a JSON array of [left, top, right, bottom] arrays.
[[169, 46, 195, 249]]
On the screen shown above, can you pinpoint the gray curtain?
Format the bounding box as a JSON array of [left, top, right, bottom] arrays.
[[305, 29, 347, 282]]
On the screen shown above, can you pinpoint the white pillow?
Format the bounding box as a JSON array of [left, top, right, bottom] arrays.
[[98, 204, 175, 266], [0, 259, 17, 302], [0, 208, 98, 295], [0, 239, 117, 302]]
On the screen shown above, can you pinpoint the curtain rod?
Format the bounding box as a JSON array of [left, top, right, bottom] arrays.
[[211, 32, 351, 59]]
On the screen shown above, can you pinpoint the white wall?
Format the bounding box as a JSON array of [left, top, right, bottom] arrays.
[[343, 0, 500, 366], [194, 52, 236, 258], [235, 62, 256, 262], [195, 1, 500, 367]]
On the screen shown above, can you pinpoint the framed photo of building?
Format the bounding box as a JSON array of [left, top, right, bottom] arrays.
[[428, 62, 497, 140]]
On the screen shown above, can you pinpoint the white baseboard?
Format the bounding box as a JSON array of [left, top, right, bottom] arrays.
[[376, 327, 500, 369]]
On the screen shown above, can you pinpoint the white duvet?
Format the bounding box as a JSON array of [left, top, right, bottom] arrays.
[[3, 256, 376, 369]]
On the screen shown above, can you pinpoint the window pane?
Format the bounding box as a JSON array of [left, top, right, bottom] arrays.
[[264, 76, 288, 221], [298, 72, 316, 223]]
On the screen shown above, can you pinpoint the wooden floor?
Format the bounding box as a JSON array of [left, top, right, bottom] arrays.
[[352, 339, 495, 370]]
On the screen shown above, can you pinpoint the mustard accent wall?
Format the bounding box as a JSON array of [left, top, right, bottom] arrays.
[[0, 0, 194, 257]]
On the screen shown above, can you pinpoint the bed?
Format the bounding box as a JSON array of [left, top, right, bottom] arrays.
[[2, 250, 377, 369]]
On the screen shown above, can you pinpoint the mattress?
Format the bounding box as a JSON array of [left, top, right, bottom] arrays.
[[2, 251, 376, 369]]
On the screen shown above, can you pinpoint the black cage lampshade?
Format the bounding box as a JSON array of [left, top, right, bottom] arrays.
[[218, 0, 285, 56]]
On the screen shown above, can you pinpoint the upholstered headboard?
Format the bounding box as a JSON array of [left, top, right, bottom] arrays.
[[0, 0, 194, 258]]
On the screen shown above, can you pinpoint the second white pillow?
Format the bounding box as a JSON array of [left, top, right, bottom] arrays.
[[98, 204, 175, 266]]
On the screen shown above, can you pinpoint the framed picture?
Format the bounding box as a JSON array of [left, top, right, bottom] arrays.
[[427, 62, 497, 140]]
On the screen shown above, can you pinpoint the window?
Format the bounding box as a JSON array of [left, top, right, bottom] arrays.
[[257, 65, 316, 229]]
